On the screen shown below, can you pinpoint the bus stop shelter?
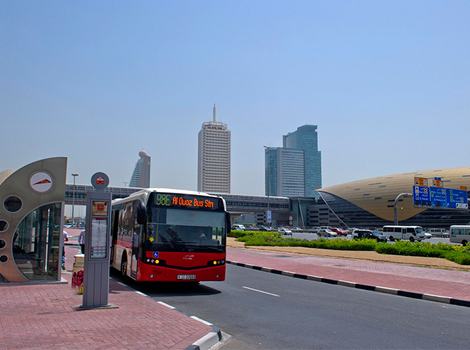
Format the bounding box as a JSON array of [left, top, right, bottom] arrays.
[[0, 157, 67, 282]]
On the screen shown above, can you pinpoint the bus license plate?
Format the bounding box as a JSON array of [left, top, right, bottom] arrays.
[[177, 274, 196, 280]]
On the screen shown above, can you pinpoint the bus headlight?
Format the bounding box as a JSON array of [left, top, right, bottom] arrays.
[[208, 259, 225, 266], [146, 258, 164, 265]]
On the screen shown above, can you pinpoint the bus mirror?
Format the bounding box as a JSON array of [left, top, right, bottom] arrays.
[[226, 213, 231, 233], [136, 199, 147, 225]]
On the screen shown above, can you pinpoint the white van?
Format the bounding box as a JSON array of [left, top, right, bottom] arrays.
[[450, 225, 470, 246], [382, 225, 426, 242]]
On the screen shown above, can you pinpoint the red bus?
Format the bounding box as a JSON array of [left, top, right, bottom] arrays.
[[111, 188, 229, 282]]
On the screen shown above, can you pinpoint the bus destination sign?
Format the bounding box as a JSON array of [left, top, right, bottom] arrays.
[[152, 193, 222, 210]]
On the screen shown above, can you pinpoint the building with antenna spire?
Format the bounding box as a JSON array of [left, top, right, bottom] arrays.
[[198, 105, 231, 193]]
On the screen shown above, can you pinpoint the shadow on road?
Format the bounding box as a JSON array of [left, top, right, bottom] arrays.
[[110, 268, 222, 297]]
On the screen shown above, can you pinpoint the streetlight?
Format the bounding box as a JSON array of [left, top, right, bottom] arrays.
[[71, 173, 79, 227], [263, 146, 271, 226], [394, 193, 412, 225]]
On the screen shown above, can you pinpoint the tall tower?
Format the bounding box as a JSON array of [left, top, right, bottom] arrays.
[[198, 105, 231, 193], [265, 125, 321, 198], [129, 150, 151, 188]]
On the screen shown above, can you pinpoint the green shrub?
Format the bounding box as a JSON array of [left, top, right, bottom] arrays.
[[234, 232, 470, 265]]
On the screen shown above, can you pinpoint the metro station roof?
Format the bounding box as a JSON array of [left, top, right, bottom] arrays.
[[318, 167, 470, 222]]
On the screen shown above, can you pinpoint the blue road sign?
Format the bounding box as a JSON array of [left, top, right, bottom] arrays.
[[413, 185, 468, 209]]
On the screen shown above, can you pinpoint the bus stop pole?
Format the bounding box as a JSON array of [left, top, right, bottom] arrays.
[[80, 172, 117, 309]]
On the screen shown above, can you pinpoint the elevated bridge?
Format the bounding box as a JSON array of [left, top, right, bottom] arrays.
[[65, 185, 291, 214]]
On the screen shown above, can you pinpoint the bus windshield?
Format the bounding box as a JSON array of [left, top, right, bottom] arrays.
[[145, 207, 226, 253]]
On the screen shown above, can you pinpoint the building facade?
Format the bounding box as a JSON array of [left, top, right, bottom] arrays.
[[198, 105, 231, 193], [129, 150, 151, 188], [266, 124, 322, 198], [317, 167, 470, 228]]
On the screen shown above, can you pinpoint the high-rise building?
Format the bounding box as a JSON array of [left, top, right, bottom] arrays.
[[265, 125, 321, 197], [129, 150, 151, 188], [198, 105, 231, 193]]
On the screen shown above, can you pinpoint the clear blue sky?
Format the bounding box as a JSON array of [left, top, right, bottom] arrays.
[[2, 1, 469, 196]]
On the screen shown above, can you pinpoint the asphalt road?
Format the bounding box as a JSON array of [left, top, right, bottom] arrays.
[[133, 264, 470, 349]]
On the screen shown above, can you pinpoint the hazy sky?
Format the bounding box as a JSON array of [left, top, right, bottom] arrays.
[[2, 1, 469, 196]]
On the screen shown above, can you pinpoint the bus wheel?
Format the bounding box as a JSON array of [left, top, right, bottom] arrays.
[[409, 237, 414, 243], [462, 240, 468, 246], [389, 236, 394, 241], [121, 259, 128, 280]]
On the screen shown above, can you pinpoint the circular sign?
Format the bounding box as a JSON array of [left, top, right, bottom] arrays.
[[29, 172, 53, 193], [91, 172, 109, 190]]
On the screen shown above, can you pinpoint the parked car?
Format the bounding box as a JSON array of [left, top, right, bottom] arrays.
[[330, 228, 348, 236], [352, 229, 387, 242], [259, 225, 272, 231], [278, 228, 293, 236], [231, 226, 245, 231], [317, 228, 337, 237]]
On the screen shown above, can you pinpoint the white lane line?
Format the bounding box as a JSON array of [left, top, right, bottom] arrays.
[[191, 316, 213, 326], [157, 301, 176, 309], [242, 286, 280, 297]]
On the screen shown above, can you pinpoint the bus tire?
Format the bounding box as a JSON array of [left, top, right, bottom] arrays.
[[121, 257, 128, 280], [389, 236, 394, 241], [462, 240, 468, 246], [409, 237, 414, 242]]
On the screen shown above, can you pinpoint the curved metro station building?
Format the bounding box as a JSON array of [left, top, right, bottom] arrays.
[[317, 167, 470, 228]]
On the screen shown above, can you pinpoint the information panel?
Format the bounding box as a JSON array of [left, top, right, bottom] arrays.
[[91, 218, 108, 259]]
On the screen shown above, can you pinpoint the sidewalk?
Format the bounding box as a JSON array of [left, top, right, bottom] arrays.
[[0, 229, 221, 350]]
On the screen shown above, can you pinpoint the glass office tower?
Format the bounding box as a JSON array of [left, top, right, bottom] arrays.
[[266, 125, 321, 198]]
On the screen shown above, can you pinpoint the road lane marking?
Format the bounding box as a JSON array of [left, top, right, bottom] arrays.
[[242, 286, 280, 297]]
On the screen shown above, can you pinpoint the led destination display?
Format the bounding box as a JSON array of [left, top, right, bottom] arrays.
[[150, 192, 223, 210]]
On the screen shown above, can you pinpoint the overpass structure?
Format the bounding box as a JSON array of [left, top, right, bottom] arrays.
[[65, 185, 291, 215]]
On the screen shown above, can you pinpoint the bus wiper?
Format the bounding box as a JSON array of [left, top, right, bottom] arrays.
[[185, 244, 222, 252]]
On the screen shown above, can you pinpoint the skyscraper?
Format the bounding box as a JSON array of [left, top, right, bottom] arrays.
[[129, 150, 151, 188], [198, 105, 231, 193], [265, 125, 321, 197]]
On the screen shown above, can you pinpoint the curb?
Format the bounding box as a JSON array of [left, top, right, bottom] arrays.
[[114, 283, 224, 350], [185, 325, 223, 350], [227, 260, 470, 308], [157, 302, 223, 350]]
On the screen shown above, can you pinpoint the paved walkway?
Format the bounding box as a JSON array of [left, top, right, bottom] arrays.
[[2, 230, 470, 349], [0, 229, 220, 350]]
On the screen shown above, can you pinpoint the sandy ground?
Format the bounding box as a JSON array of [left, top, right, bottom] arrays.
[[227, 237, 470, 271]]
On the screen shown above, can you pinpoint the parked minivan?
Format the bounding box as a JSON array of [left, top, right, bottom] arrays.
[[450, 225, 470, 246], [382, 225, 426, 242]]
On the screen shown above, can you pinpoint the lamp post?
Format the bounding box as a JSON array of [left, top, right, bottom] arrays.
[[263, 146, 271, 226], [71, 173, 79, 227], [394, 193, 412, 225]]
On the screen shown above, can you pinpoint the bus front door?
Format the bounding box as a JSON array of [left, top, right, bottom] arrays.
[[131, 231, 139, 278]]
